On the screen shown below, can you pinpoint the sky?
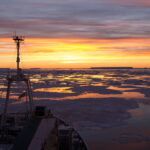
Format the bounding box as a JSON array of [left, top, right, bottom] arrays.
[[0, 0, 150, 68]]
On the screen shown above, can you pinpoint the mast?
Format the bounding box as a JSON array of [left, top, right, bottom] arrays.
[[13, 36, 24, 77], [0, 36, 34, 128]]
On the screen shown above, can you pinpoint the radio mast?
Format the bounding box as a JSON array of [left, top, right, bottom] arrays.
[[1, 36, 34, 127], [13, 36, 24, 76]]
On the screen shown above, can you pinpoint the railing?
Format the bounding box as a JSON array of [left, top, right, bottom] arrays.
[[54, 115, 89, 150]]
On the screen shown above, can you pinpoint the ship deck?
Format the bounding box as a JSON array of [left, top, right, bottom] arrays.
[[12, 117, 57, 150], [12, 118, 42, 150]]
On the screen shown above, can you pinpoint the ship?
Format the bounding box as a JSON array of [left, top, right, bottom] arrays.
[[0, 36, 89, 150]]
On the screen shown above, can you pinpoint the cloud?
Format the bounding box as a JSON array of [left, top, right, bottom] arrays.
[[0, 0, 150, 68], [110, 0, 150, 7], [0, 0, 150, 40]]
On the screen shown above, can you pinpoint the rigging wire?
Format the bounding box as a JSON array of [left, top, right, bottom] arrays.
[[25, 89, 29, 116]]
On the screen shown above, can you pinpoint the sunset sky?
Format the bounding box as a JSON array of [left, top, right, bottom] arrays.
[[0, 0, 150, 68]]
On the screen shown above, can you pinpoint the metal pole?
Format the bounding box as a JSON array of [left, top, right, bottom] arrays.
[[1, 79, 12, 127], [25, 79, 33, 116], [17, 41, 20, 76]]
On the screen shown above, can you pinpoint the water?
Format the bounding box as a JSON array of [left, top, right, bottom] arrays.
[[1, 68, 150, 150]]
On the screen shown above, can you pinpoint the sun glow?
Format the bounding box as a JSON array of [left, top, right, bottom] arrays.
[[0, 38, 150, 68]]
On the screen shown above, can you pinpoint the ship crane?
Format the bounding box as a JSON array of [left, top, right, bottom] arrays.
[[0, 36, 34, 128]]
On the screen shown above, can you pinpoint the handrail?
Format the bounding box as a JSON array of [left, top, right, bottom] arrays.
[[53, 115, 89, 150]]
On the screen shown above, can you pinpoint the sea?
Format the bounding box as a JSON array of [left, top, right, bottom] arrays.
[[1, 68, 150, 150]]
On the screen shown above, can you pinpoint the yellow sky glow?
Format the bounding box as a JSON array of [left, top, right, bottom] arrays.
[[0, 38, 150, 68]]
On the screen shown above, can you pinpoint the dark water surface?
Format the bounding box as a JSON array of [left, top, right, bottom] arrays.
[[1, 68, 150, 150]]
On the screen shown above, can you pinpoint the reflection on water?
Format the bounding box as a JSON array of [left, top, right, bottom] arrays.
[[86, 103, 150, 150], [35, 87, 74, 93], [1, 68, 150, 150], [53, 92, 145, 100]]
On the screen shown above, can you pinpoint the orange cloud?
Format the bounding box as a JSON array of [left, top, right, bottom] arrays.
[[111, 0, 150, 7], [0, 37, 150, 68]]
